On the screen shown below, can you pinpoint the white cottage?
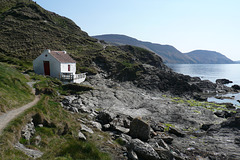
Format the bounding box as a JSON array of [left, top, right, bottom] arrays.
[[33, 49, 86, 83]]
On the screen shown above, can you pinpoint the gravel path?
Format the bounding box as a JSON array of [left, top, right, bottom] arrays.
[[0, 81, 40, 135]]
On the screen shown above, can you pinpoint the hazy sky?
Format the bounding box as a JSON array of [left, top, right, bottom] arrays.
[[35, 0, 240, 61]]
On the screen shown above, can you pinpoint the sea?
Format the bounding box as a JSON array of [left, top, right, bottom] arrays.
[[166, 64, 240, 106]]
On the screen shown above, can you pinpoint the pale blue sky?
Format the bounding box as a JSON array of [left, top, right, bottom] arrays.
[[35, 0, 240, 61]]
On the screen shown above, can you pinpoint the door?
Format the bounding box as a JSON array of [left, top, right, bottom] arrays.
[[43, 61, 50, 76]]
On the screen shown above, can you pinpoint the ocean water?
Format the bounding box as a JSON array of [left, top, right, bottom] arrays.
[[166, 64, 240, 86], [166, 64, 240, 106]]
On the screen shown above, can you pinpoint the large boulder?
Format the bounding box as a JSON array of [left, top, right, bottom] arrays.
[[129, 118, 151, 141], [129, 139, 160, 160]]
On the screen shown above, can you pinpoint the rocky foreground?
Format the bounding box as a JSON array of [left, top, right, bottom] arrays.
[[61, 73, 240, 160]]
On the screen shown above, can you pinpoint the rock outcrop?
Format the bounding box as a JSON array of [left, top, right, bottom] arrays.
[[60, 73, 240, 159]]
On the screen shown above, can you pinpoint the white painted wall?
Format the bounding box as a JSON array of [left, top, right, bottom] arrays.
[[60, 63, 76, 75], [33, 49, 61, 78]]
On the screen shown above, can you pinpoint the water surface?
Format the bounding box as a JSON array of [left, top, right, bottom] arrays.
[[167, 64, 240, 106], [167, 64, 240, 85]]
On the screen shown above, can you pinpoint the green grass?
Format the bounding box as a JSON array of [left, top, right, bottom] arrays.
[[0, 63, 34, 112], [0, 75, 115, 159], [0, 95, 112, 160]]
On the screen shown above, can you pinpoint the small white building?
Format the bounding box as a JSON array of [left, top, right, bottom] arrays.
[[33, 49, 86, 83]]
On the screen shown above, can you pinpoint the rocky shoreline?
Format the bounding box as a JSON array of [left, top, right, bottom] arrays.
[[60, 73, 240, 160]]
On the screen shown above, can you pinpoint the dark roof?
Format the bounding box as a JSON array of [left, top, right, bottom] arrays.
[[49, 51, 76, 63]]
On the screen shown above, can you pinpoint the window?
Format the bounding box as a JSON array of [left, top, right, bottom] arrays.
[[68, 65, 70, 71]]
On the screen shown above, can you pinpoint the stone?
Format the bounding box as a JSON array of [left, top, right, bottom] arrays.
[[201, 123, 213, 131], [221, 114, 240, 129], [129, 118, 151, 141], [115, 126, 130, 134], [168, 127, 185, 137], [69, 107, 78, 113], [121, 134, 132, 146], [103, 124, 111, 130], [234, 137, 240, 146], [216, 79, 233, 85], [38, 124, 43, 127], [127, 149, 138, 160], [33, 135, 41, 146], [15, 142, 43, 159], [155, 147, 173, 160], [78, 131, 86, 141], [232, 85, 240, 90], [96, 111, 114, 125], [158, 138, 170, 150], [214, 110, 232, 118], [150, 122, 165, 132], [156, 132, 173, 144], [78, 106, 91, 113], [81, 124, 94, 134], [129, 139, 160, 160], [123, 118, 131, 128], [90, 121, 102, 130], [21, 121, 35, 141], [61, 98, 70, 106]]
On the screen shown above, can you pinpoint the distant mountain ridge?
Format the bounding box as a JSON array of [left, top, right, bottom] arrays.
[[185, 50, 234, 64], [93, 34, 234, 64], [93, 34, 196, 64]]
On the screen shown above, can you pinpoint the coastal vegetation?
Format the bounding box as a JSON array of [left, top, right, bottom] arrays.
[[0, 63, 34, 112], [171, 97, 237, 113], [0, 73, 114, 160]]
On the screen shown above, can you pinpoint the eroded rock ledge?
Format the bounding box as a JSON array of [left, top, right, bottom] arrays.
[[60, 74, 240, 159]]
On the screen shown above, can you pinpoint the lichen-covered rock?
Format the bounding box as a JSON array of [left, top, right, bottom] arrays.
[[129, 118, 150, 141]]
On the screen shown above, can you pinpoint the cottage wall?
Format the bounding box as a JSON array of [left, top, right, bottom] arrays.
[[33, 50, 61, 78], [60, 63, 76, 74]]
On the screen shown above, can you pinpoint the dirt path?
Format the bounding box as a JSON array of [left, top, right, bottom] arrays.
[[0, 81, 40, 134], [0, 95, 40, 134]]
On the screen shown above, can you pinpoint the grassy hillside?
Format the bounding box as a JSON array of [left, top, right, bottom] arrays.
[[0, 0, 168, 77], [0, 63, 34, 112], [0, 75, 123, 160]]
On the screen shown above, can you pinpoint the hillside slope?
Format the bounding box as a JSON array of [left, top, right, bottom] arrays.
[[0, 0, 204, 95], [93, 34, 196, 64], [0, 63, 34, 112], [0, 0, 93, 60], [185, 50, 234, 64]]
